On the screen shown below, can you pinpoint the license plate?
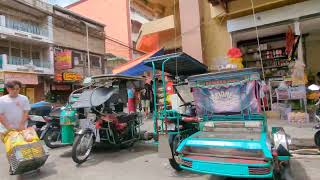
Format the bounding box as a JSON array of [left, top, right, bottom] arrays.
[[167, 123, 176, 131]]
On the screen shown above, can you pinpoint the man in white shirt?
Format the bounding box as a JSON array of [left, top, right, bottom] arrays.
[[0, 80, 31, 131]]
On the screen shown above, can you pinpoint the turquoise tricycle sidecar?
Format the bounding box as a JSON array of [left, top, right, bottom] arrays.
[[144, 53, 291, 179], [172, 69, 291, 179]]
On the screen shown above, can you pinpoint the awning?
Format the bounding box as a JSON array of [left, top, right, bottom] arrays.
[[144, 52, 208, 76], [136, 15, 176, 52], [112, 48, 164, 76]]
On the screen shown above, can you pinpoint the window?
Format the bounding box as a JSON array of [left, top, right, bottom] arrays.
[[90, 55, 101, 68], [32, 51, 41, 67], [72, 51, 83, 66], [0, 40, 9, 55]]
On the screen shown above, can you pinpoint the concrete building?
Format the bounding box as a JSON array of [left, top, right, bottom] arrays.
[[66, 0, 133, 61], [51, 5, 105, 104], [0, 0, 54, 103], [135, 0, 317, 72]]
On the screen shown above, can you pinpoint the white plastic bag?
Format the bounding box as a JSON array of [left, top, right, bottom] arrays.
[[0, 123, 7, 134]]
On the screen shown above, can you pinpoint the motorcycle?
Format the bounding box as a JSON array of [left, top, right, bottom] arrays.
[[40, 107, 63, 149], [71, 75, 146, 164], [307, 84, 320, 148], [28, 101, 54, 137]]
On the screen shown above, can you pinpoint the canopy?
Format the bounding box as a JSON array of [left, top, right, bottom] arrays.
[[112, 48, 164, 76], [144, 52, 208, 76]]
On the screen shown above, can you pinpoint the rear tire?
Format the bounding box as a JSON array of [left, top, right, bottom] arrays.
[[314, 130, 320, 147], [43, 129, 61, 149], [168, 134, 183, 171], [72, 132, 94, 164]]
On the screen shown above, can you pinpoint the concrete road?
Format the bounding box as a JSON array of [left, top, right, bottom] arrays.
[[0, 142, 319, 180]]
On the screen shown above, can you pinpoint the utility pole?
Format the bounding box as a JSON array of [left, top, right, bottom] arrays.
[[85, 22, 91, 76]]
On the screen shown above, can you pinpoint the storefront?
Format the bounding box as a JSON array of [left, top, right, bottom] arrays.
[[47, 71, 83, 105], [227, 1, 320, 122], [2, 71, 39, 103]]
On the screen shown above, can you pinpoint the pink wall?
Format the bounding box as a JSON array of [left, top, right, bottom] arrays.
[[179, 0, 203, 63], [67, 0, 132, 60]]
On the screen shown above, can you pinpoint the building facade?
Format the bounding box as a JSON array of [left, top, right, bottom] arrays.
[[51, 5, 105, 104], [66, 0, 132, 61], [0, 0, 54, 103]]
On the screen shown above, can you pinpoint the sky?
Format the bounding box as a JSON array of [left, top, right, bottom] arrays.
[[47, 0, 79, 7]]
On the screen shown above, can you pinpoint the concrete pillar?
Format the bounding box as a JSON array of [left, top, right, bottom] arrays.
[[179, 0, 203, 63], [294, 21, 304, 62]]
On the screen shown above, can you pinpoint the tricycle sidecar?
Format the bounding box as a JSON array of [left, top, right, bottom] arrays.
[[172, 69, 291, 179], [69, 75, 146, 164], [144, 53, 291, 179]]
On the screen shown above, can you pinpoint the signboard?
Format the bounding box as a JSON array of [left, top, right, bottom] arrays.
[[63, 72, 82, 81], [55, 50, 72, 70], [4, 72, 38, 85], [54, 73, 63, 81]]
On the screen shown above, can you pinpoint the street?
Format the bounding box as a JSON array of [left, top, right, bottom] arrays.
[[1, 120, 320, 180], [0, 140, 319, 180]]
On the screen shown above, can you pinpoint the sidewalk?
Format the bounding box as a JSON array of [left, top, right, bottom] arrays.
[[268, 119, 317, 148]]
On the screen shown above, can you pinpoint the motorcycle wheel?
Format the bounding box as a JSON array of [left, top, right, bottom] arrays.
[[43, 129, 62, 149], [314, 131, 320, 147], [168, 134, 183, 172], [72, 132, 94, 164]]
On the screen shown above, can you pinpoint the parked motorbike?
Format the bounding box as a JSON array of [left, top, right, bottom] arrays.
[[40, 107, 63, 149], [313, 98, 320, 147], [308, 84, 320, 148], [28, 101, 54, 136], [70, 75, 145, 164]]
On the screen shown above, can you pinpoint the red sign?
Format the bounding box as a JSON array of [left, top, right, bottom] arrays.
[[55, 50, 72, 70], [5, 72, 38, 85]]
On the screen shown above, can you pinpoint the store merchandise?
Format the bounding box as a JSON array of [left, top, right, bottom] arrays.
[[287, 112, 309, 124]]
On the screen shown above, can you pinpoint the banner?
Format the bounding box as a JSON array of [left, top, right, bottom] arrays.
[[55, 50, 72, 70], [193, 81, 261, 116], [4, 72, 38, 85], [63, 72, 82, 81]]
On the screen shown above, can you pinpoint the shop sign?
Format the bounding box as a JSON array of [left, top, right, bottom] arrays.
[[55, 50, 72, 70], [54, 73, 63, 81], [4, 72, 38, 85], [62, 72, 82, 81]]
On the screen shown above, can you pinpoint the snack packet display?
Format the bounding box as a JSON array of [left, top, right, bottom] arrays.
[[3, 131, 28, 153], [21, 128, 40, 142]]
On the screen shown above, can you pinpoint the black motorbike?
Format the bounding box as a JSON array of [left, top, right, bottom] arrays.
[[28, 101, 53, 136], [313, 99, 320, 147], [40, 107, 63, 149], [27, 101, 63, 149]]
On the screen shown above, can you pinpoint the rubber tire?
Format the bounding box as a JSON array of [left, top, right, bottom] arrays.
[[43, 129, 61, 149], [72, 133, 93, 164], [314, 130, 320, 147], [168, 134, 183, 172]]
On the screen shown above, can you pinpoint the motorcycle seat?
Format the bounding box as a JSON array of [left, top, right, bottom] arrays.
[[182, 117, 200, 123], [116, 113, 137, 123], [116, 123, 127, 131]]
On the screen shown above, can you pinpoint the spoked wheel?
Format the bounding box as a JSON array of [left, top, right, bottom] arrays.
[[72, 132, 94, 164], [314, 130, 320, 147], [44, 129, 62, 149], [168, 134, 183, 171]]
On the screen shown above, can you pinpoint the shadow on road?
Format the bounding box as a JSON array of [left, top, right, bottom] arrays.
[[14, 162, 58, 180], [56, 142, 158, 168]]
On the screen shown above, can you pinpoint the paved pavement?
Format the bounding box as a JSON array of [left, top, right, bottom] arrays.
[[0, 119, 319, 180]]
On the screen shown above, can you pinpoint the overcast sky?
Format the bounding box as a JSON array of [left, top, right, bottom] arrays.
[[47, 0, 79, 7]]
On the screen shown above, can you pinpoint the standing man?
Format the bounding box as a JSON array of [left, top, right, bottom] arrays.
[[0, 80, 31, 131], [140, 79, 152, 117]]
